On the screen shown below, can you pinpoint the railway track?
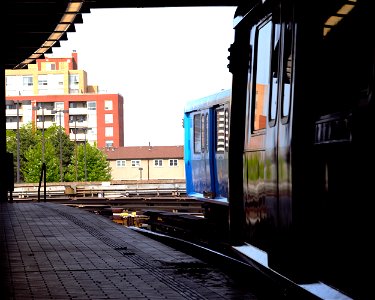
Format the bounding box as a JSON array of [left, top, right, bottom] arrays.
[[9, 180, 186, 199], [8, 180, 205, 217], [129, 211, 322, 300]]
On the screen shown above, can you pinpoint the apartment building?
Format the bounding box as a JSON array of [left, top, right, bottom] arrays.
[[104, 145, 185, 181], [5, 51, 124, 148]]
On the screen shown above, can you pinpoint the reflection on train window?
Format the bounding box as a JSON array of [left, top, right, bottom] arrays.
[[216, 107, 225, 153], [253, 20, 272, 131], [193, 114, 201, 153], [281, 22, 293, 121], [225, 109, 229, 150], [270, 23, 281, 123], [216, 107, 230, 153], [201, 114, 205, 152], [201, 113, 208, 153]]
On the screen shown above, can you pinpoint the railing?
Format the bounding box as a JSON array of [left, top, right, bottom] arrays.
[[10, 180, 186, 200]]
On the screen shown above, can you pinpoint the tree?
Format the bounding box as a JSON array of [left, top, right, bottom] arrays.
[[7, 123, 75, 183], [22, 142, 60, 183], [65, 142, 112, 182], [7, 123, 111, 183], [44, 125, 75, 180], [6, 123, 39, 182]]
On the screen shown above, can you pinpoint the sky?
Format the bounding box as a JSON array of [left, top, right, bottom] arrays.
[[51, 7, 237, 147]]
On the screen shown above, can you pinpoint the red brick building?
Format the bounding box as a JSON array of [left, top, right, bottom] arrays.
[[5, 51, 124, 148]]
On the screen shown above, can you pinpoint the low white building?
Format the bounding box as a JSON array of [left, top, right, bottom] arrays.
[[103, 145, 185, 181]]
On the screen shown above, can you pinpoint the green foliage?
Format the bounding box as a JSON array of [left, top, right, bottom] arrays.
[[6, 123, 39, 182], [22, 142, 60, 183], [6, 123, 111, 183], [65, 142, 112, 182]]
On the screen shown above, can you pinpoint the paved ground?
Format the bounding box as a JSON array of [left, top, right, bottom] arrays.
[[0, 202, 260, 300]]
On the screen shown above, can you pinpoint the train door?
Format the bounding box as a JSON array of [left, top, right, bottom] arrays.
[[242, 6, 294, 260], [265, 8, 294, 239], [213, 104, 230, 200], [190, 110, 212, 197]]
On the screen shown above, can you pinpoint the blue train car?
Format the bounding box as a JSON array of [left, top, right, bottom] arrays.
[[183, 89, 230, 205]]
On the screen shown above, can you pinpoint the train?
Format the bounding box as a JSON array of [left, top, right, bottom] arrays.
[[184, 1, 374, 299], [183, 89, 230, 204]]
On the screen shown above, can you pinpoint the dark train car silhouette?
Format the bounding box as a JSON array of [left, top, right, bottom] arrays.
[[185, 1, 374, 299]]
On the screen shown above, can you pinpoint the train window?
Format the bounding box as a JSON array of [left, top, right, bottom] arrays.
[[281, 22, 294, 122], [201, 113, 208, 153], [216, 107, 225, 153], [225, 109, 229, 150], [253, 20, 272, 131], [269, 23, 281, 124], [206, 113, 209, 151], [193, 114, 201, 153], [201, 114, 206, 153]]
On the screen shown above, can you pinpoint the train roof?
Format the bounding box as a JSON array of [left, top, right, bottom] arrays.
[[184, 89, 231, 112]]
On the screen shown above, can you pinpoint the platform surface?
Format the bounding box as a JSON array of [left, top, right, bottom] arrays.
[[0, 202, 259, 299]]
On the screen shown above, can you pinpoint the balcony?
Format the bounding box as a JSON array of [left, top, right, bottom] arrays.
[[36, 121, 55, 128], [6, 108, 27, 117], [69, 120, 88, 128], [35, 108, 55, 116], [69, 107, 88, 115], [69, 133, 87, 141]]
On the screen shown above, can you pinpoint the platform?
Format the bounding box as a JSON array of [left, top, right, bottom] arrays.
[[0, 202, 260, 299]]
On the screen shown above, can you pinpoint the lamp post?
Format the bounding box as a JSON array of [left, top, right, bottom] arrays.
[[84, 128, 87, 182], [32, 105, 46, 160], [74, 116, 78, 181], [6, 100, 22, 183], [16, 102, 20, 183], [52, 109, 68, 182], [32, 105, 46, 202]]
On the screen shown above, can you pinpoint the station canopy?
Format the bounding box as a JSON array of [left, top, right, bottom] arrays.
[[6, 0, 238, 70]]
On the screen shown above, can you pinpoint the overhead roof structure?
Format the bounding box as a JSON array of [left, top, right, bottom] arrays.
[[5, 0, 239, 70]]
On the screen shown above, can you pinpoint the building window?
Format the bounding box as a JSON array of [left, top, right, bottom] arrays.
[[38, 75, 48, 86], [105, 114, 113, 124], [154, 159, 163, 167], [54, 102, 64, 111], [45, 62, 56, 70], [69, 74, 79, 85], [169, 159, 178, 167], [23, 76, 33, 86], [87, 101, 96, 110], [105, 127, 113, 137], [131, 160, 141, 167], [69, 101, 86, 109], [6, 76, 16, 87], [105, 100, 113, 110], [116, 160, 126, 167], [105, 140, 113, 148]]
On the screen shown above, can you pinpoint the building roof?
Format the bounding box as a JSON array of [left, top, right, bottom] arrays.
[[103, 145, 184, 160]]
